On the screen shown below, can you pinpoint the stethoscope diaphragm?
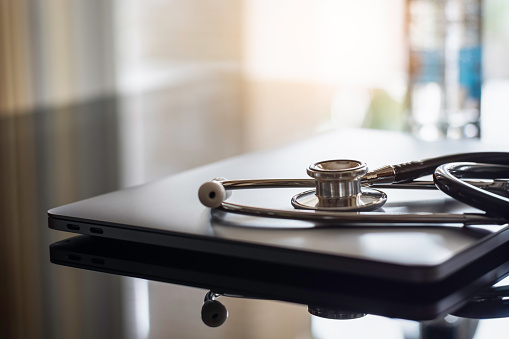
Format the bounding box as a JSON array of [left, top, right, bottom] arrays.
[[291, 159, 386, 212]]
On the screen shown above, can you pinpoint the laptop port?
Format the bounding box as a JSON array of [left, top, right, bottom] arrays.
[[90, 227, 103, 234], [68, 254, 81, 261], [67, 224, 80, 231]]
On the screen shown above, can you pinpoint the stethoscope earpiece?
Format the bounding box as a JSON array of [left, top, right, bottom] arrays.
[[198, 177, 231, 208], [201, 292, 228, 327], [201, 300, 228, 327]]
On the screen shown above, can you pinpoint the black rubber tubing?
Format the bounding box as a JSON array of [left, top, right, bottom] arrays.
[[393, 152, 509, 183], [434, 162, 509, 218]]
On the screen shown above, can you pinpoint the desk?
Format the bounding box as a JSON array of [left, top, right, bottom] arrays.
[[2, 95, 509, 339]]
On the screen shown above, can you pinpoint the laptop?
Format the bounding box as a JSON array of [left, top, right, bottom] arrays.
[[48, 129, 509, 284]]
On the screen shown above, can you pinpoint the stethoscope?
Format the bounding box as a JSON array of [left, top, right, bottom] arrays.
[[201, 285, 509, 327], [198, 152, 509, 226]]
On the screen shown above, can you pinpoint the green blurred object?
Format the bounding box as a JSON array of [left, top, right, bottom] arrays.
[[363, 88, 406, 132]]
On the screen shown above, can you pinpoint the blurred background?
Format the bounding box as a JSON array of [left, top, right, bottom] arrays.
[[1, 0, 509, 338]]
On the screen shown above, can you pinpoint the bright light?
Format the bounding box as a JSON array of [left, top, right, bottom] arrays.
[[312, 315, 405, 339], [243, 0, 406, 87]]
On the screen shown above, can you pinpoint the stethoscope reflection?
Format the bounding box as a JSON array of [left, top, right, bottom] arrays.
[[201, 290, 368, 327], [201, 285, 509, 339]]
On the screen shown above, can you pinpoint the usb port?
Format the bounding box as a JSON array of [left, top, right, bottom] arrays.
[[68, 254, 81, 261], [67, 224, 80, 231], [90, 227, 103, 234]]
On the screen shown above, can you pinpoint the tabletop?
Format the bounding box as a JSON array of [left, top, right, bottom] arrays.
[[2, 95, 509, 339]]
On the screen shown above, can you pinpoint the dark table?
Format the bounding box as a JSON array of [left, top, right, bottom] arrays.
[[2, 94, 509, 339]]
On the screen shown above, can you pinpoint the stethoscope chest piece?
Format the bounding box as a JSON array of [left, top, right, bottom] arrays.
[[291, 160, 387, 212]]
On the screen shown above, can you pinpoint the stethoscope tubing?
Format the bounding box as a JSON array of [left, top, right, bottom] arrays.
[[435, 163, 509, 219], [220, 178, 506, 191], [388, 152, 509, 183], [216, 201, 507, 225], [214, 178, 509, 225]]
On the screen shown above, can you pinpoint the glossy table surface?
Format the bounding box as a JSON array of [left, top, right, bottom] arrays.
[[3, 94, 509, 339]]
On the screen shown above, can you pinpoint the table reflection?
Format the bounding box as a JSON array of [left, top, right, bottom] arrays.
[[49, 234, 509, 339], [0, 81, 245, 338]]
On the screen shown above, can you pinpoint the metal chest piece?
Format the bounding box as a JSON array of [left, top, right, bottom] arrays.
[[292, 160, 387, 212]]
